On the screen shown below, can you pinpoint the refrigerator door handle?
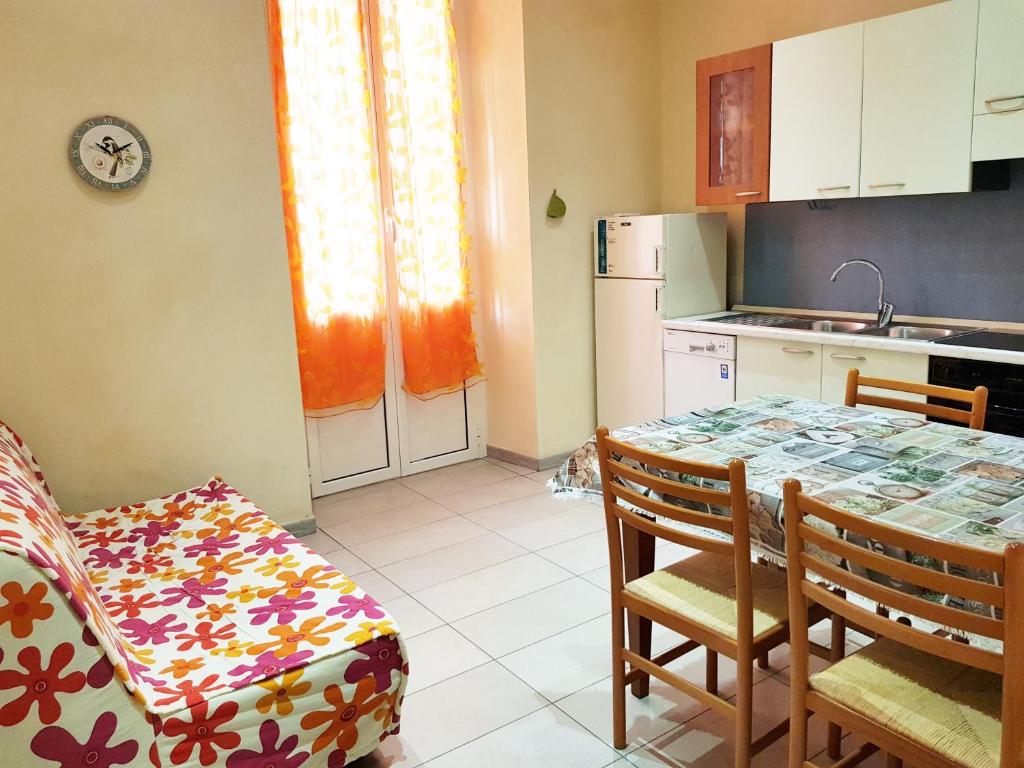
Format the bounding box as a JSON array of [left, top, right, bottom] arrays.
[[654, 245, 666, 275], [655, 284, 664, 314]]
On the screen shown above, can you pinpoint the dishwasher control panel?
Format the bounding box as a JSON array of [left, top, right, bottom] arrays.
[[663, 330, 736, 359]]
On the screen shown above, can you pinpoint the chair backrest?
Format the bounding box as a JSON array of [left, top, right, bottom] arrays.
[[844, 367, 989, 430], [595, 426, 753, 629], [783, 478, 1024, 766]]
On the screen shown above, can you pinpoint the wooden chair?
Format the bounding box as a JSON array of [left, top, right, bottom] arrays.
[[596, 427, 833, 766], [783, 478, 1024, 768], [844, 368, 989, 430]]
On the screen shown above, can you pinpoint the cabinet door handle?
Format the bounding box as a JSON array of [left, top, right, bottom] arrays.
[[816, 185, 851, 192], [830, 353, 866, 361], [734, 191, 762, 198], [868, 182, 906, 190], [781, 347, 814, 355], [984, 95, 1024, 113]]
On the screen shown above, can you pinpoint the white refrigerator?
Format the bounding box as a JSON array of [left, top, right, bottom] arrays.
[[594, 213, 727, 430]]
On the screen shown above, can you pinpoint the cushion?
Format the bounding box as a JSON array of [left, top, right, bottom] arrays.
[[64, 476, 398, 713], [810, 638, 1002, 768], [623, 551, 790, 639]]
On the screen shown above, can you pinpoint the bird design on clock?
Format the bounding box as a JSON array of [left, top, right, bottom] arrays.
[[69, 116, 151, 192]]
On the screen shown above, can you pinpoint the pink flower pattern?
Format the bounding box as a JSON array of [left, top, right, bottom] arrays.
[[0, 420, 408, 766]]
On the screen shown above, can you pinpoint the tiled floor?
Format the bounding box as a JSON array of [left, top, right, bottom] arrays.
[[301, 458, 884, 768]]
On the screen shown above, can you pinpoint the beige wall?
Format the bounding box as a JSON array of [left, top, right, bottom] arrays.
[[455, 0, 540, 461], [522, 0, 662, 460], [659, 0, 938, 304], [403, 0, 943, 464], [0, 0, 312, 523]]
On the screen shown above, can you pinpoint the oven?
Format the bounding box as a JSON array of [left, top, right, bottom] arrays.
[[928, 356, 1024, 437]]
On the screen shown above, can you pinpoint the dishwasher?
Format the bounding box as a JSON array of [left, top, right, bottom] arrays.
[[663, 329, 736, 415]]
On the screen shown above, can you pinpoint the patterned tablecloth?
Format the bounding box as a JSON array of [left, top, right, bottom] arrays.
[[552, 395, 1024, 621]]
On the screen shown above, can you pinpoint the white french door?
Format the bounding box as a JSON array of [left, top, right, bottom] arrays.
[[305, 1, 485, 497]]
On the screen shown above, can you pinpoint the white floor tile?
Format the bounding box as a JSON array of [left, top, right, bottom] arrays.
[[382, 595, 444, 639], [538, 530, 611, 574], [323, 499, 453, 547], [501, 504, 606, 550], [379, 533, 527, 593], [412, 553, 572, 622], [435, 476, 545, 513], [314, 478, 404, 504], [372, 663, 547, 766], [351, 570, 404, 602], [484, 456, 535, 475], [315, 483, 426, 527], [625, 677, 829, 768], [581, 564, 611, 591], [321, 547, 371, 577], [556, 668, 708, 752], [453, 578, 611, 657], [654, 542, 701, 569], [400, 459, 517, 499], [525, 468, 557, 484], [349, 516, 489, 568], [402, 625, 491, 694], [465, 491, 591, 532], [296, 528, 342, 555], [426, 705, 617, 768], [499, 615, 612, 702]]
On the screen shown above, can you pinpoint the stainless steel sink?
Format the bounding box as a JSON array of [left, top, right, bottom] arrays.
[[855, 325, 975, 341], [783, 319, 873, 333]]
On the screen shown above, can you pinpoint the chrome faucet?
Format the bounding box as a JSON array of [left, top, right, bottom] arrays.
[[829, 259, 894, 328]]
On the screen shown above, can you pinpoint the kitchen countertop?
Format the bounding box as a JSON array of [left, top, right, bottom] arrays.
[[663, 311, 1024, 366]]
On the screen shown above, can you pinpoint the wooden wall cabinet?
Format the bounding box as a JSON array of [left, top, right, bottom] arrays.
[[696, 44, 772, 206]]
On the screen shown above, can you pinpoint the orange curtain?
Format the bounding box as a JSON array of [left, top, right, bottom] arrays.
[[376, 0, 483, 397], [267, 0, 387, 415]]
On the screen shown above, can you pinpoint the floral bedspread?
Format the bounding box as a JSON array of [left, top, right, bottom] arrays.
[[553, 395, 1024, 618], [0, 419, 407, 767]]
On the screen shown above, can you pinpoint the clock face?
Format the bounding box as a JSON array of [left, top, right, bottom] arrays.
[[69, 116, 151, 191]]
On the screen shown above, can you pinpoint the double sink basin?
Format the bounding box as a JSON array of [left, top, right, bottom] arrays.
[[719, 315, 976, 342]]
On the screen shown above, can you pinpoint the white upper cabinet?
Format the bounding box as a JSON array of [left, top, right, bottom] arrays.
[[770, 23, 864, 202], [860, 0, 979, 197], [972, 0, 1024, 161]]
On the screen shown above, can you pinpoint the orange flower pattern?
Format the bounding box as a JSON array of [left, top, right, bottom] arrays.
[[0, 418, 408, 766]]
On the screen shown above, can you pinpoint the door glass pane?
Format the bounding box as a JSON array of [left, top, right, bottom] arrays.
[[708, 67, 755, 188]]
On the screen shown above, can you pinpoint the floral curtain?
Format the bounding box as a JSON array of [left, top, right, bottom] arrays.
[[375, 0, 483, 398], [267, 0, 387, 415]]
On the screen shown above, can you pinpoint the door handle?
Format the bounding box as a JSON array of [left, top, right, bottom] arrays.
[[734, 191, 762, 198], [781, 347, 814, 355], [868, 182, 906, 190], [816, 185, 851, 193], [830, 353, 866, 361]]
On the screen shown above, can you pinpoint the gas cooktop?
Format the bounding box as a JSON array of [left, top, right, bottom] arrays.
[[934, 330, 1024, 353]]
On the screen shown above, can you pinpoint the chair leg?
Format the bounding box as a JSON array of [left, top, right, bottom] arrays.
[[734, 652, 753, 768], [757, 652, 770, 670], [885, 754, 903, 768], [828, 613, 846, 759], [611, 605, 627, 750], [706, 649, 718, 695]]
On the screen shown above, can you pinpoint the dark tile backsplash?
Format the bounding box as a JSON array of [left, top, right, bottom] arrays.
[[743, 161, 1024, 322]]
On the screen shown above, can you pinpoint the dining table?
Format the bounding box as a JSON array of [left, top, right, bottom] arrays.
[[551, 394, 1024, 696]]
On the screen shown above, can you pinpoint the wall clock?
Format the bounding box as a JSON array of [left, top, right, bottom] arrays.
[[69, 116, 151, 191]]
